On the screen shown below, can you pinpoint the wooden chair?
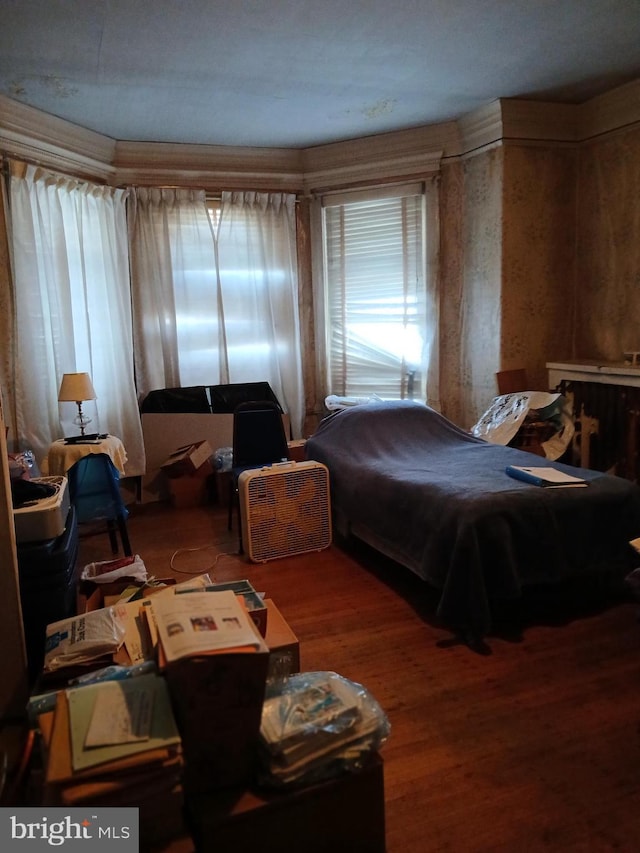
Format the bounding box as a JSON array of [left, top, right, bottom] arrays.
[[496, 368, 528, 395]]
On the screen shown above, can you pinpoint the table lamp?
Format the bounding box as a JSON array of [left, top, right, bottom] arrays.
[[58, 372, 96, 436]]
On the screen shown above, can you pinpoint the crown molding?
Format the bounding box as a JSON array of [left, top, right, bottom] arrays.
[[500, 99, 579, 142], [579, 77, 640, 140], [456, 101, 504, 154], [301, 123, 457, 193], [113, 140, 305, 190], [457, 98, 579, 156], [0, 95, 115, 181], [455, 80, 640, 157], [1, 76, 639, 187]]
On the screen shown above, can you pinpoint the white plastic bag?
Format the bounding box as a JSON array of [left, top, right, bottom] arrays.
[[44, 607, 126, 671], [471, 391, 574, 460], [81, 554, 148, 584]]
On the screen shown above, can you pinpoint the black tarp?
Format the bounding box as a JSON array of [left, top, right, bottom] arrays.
[[140, 382, 282, 414]]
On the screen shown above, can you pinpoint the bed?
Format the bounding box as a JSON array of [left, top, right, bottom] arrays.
[[305, 400, 640, 640]]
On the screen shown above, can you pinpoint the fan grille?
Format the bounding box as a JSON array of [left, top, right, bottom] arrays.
[[240, 463, 332, 562]]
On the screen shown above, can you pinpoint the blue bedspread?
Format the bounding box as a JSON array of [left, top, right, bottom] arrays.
[[306, 401, 640, 636]]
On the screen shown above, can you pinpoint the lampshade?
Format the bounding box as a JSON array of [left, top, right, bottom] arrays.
[[58, 372, 97, 403]]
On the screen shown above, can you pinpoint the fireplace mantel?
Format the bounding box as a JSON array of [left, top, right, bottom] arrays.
[[547, 360, 640, 390]]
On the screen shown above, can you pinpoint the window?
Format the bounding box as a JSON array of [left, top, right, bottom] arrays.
[[322, 185, 426, 399]]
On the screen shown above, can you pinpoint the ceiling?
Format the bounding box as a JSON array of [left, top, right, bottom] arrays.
[[2, 0, 640, 150]]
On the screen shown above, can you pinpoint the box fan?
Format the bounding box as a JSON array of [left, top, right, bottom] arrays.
[[238, 461, 332, 563]]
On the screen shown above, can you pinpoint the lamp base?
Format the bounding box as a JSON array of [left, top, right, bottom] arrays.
[[73, 402, 92, 436]]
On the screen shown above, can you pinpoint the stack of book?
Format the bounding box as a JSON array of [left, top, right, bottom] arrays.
[[40, 672, 184, 842], [32, 574, 272, 828]]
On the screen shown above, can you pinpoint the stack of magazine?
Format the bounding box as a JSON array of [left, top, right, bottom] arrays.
[[258, 671, 390, 787], [41, 673, 184, 842]]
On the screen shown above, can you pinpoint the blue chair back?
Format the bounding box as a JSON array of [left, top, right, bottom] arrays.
[[67, 453, 129, 524]]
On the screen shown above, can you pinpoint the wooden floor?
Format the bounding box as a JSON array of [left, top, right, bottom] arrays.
[[76, 498, 640, 852]]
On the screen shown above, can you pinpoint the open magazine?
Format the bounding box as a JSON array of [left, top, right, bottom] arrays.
[[150, 589, 262, 664]]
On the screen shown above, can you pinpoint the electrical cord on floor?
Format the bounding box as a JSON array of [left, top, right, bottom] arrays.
[[169, 543, 239, 575]]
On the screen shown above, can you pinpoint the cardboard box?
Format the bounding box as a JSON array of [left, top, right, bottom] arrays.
[[164, 619, 270, 794], [167, 458, 214, 509], [161, 440, 213, 477], [287, 439, 307, 463], [78, 577, 178, 614], [264, 599, 299, 678], [141, 413, 290, 503], [215, 469, 232, 507]]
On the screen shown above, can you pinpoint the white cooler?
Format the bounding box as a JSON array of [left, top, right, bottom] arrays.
[[13, 476, 71, 543]]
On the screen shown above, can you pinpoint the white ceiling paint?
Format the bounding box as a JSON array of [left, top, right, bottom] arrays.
[[1, 0, 640, 148]]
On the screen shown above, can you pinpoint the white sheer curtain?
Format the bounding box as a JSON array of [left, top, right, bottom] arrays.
[[216, 191, 304, 437], [130, 188, 305, 437], [424, 175, 441, 412], [129, 188, 227, 394], [9, 163, 145, 475]]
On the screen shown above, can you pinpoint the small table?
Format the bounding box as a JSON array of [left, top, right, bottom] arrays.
[[42, 435, 128, 477]]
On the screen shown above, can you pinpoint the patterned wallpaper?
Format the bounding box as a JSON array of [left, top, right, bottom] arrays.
[[461, 147, 504, 428], [501, 144, 577, 393], [576, 125, 640, 362], [440, 142, 583, 429], [439, 147, 503, 429], [438, 160, 465, 425]]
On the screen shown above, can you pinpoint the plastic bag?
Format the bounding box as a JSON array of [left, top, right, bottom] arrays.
[[27, 660, 158, 722], [43, 607, 126, 671], [68, 660, 157, 686], [81, 554, 148, 584], [258, 671, 390, 788], [8, 449, 36, 480], [213, 446, 233, 472], [471, 391, 574, 461]]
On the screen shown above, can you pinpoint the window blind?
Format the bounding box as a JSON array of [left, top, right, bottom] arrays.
[[323, 189, 425, 399]]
